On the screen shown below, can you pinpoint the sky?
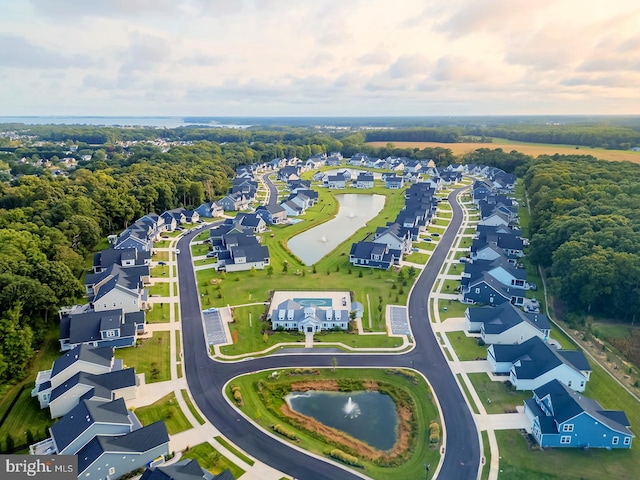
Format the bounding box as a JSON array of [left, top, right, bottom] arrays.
[[1, 0, 640, 116]]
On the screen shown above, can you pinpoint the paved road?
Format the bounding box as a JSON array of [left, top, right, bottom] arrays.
[[176, 187, 480, 480], [262, 172, 278, 206]]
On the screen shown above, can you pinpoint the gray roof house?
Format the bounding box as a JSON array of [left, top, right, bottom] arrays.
[[76, 421, 169, 480], [93, 248, 151, 273], [255, 204, 288, 225], [141, 459, 234, 480], [58, 308, 145, 351], [32, 345, 117, 409], [488, 337, 591, 392], [349, 242, 401, 270], [354, 172, 374, 189], [48, 368, 138, 418], [30, 397, 140, 455], [465, 302, 551, 345]]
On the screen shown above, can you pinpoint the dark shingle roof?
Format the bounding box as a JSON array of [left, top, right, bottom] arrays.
[[51, 345, 113, 377]]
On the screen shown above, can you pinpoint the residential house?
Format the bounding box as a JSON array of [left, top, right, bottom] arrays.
[[524, 379, 634, 449], [349, 242, 401, 270], [233, 213, 267, 233], [326, 173, 347, 189], [77, 421, 169, 480], [213, 232, 270, 272], [218, 193, 249, 211], [281, 200, 305, 216], [32, 345, 116, 409], [277, 165, 301, 181], [373, 223, 413, 254], [462, 272, 525, 306], [48, 368, 138, 418], [465, 303, 551, 345], [385, 174, 404, 189], [270, 299, 349, 333], [488, 337, 591, 391], [255, 204, 288, 225], [85, 265, 148, 313], [195, 201, 224, 218], [141, 459, 234, 480], [93, 248, 151, 274], [30, 398, 140, 455], [58, 309, 145, 351], [354, 172, 375, 189], [290, 188, 318, 205]]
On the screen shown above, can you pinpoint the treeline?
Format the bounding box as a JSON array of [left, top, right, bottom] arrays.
[[365, 128, 461, 143], [460, 148, 532, 175], [467, 124, 640, 150], [524, 155, 640, 322], [0, 141, 242, 383]]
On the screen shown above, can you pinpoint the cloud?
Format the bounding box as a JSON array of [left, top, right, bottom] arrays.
[[30, 0, 179, 19], [0, 34, 89, 69], [386, 54, 430, 79], [357, 50, 392, 66]]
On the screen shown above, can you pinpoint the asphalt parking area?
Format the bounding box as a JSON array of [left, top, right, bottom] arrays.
[[203, 310, 228, 345], [389, 306, 411, 336]]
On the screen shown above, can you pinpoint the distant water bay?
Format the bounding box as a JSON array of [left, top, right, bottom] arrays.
[[0, 116, 251, 128]]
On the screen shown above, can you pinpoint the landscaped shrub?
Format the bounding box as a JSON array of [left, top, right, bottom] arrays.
[[272, 424, 297, 440], [429, 421, 440, 444], [330, 449, 363, 467]]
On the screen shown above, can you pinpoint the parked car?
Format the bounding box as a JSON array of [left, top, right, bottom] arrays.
[[203, 307, 218, 314], [157, 261, 167, 265], [412, 247, 419, 252], [424, 237, 432, 242], [206, 252, 217, 258], [176, 249, 181, 255], [431, 233, 440, 237]]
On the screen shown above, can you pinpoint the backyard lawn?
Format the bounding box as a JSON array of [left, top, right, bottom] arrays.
[[191, 243, 211, 256], [134, 392, 191, 435], [115, 331, 171, 383], [404, 252, 430, 264]]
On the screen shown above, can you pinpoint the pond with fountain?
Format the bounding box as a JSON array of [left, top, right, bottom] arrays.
[[287, 193, 385, 265], [285, 391, 398, 450]]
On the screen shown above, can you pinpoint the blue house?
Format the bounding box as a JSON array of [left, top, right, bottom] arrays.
[[525, 379, 634, 449]]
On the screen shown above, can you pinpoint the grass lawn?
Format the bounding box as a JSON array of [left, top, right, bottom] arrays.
[[191, 243, 211, 256], [415, 241, 436, 251], [437, 211, 453, 219], [313, 331, 404, 349], [467, 373, 531, 414], [163, 230, 184, 238], [0, 327, 61, 450], [152, 251, 169, 261], [453, 250, 469, 260], [404, 252, 430, 264], [464, 227, 477, 235], [458, 237, 472, 248], [181, 389, 205, 425], [480, 431, 491, 480], [445, 333, 486, 361], [181, 442, 245, 479], [495, 429, 637, 480], [154, 240, 171, 248], [151, 265, 169, 278], [437, 300, 472, 320], [134, 392, 191, 435], [441, 278, 460, 294], [115, 331, 171, 383], [214, 436, 255, 466], [446, 263, 463, 275], [146, 303, 171, 323], [427, 224, 447, 233], [229, 368, 441, 480], [194, 231, 210, 241], [456, 374, 479, 414], [149, 282, 171, 297]]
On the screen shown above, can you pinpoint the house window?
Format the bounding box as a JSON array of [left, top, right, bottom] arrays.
[[562, 424, 574, 432], [105, 330, 116, 338], [475, 288, 480, 294], [109, 467, 116, 475], [624, 437, 631, 445], [560, 436, 571, 444], [580, 381, 585, 387], [567, 381, 572, 387], [612, 436, 619, 445]]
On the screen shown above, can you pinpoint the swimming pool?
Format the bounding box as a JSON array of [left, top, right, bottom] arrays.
[[293, 297, 332, 307]]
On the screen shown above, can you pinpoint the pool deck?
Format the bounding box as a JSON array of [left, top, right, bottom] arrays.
[[268, 290, 351, 317]]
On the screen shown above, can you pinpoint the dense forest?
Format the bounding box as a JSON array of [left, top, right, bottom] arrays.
[[525, 155, 640, 323]]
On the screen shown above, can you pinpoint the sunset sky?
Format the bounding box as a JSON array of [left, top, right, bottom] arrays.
[[1, 0, 639, 116]]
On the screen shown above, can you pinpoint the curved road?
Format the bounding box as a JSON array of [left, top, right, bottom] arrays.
[[176, 187, 480, 480]]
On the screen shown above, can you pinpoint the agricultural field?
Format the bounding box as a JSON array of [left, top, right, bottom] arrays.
[[366, 140, 640, 163]]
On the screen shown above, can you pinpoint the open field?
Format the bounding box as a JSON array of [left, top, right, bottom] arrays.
[[366, 141, 640, 163]]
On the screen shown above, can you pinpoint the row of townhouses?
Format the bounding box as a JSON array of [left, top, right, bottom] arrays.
[[459, 170, 634, 449]]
